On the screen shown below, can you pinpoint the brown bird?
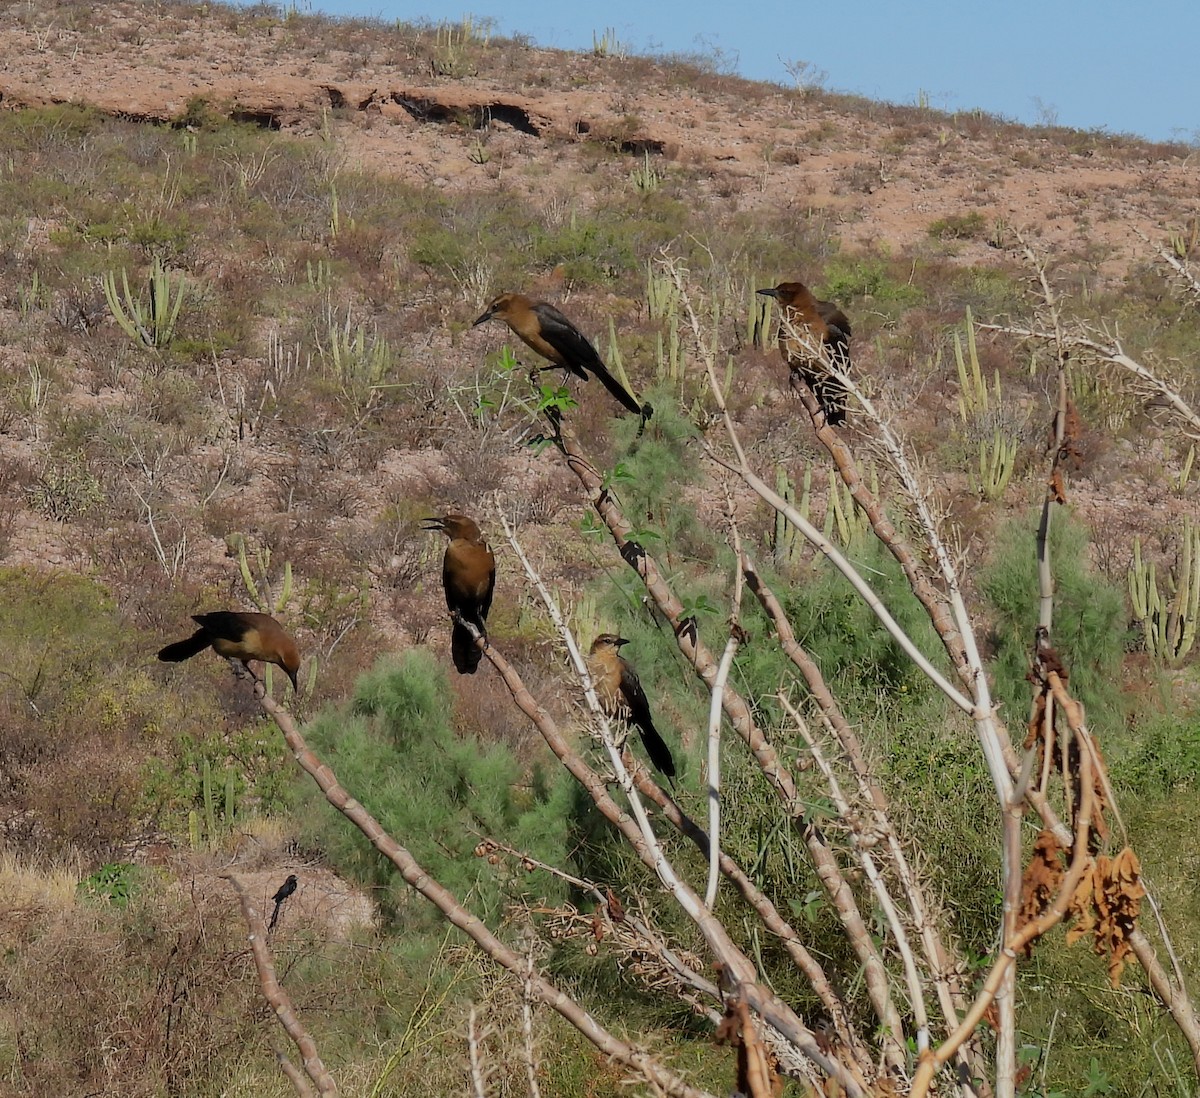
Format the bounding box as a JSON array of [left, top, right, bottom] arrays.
[[473, 292, 651, 421], [757, 281, 852, 425], [423, 513, 496, 674], [587, 634, 676, 784], [158, 611, 300, 690]]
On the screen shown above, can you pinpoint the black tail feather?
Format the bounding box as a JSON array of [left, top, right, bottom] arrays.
[[638, 725, 677, 783], [451, 619, 484, 674], [157, 629, 213, 663]]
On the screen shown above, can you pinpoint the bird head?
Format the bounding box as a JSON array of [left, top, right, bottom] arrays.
[[423, 513, 483, 542], [757, 282, 811, 308], [274, 637, 301, 692], [473, 292, 518, 326], [590, 633, 631, 653]]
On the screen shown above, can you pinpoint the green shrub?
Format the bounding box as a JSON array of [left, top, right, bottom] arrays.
[[294, 651, 576, 927]]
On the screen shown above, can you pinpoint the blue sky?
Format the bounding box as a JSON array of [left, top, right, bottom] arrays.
[[296, 0, 1198, 144]]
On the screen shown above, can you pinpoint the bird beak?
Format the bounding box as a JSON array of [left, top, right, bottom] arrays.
[[472, 308, 494, 326], [421, 517, 445, 532], [756, 287, 778, 299], [615, 637, 631, 648], [288, 669, 299, 692]]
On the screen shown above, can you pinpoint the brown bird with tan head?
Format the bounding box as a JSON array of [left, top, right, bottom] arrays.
[[757, 281, 852, 426], [158, 611, 301, 691], [473, 292, 651, 421], [588, 634, 676, 785], [423, 513, 496, 675]]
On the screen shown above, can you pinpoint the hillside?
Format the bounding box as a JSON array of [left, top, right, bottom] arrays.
[[1, 3, 1199, 1096]]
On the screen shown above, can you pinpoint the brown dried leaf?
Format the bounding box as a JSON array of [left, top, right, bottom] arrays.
[[1049, 466, 1068, 504], [1017, 830, 1066, 942]]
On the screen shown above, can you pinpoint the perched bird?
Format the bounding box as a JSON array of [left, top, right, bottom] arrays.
[[473, 292, 651, 421], [268, 873, 298, 932], [158, 611, 300, 691], [757, 281, 852, 425], [423, 513, 496, 674], [587, 634, 676, 785]]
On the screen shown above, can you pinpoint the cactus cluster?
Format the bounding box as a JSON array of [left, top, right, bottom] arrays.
[[1128, 518, 1200, 663]]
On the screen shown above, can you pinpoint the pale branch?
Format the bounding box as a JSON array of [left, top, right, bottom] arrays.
[[912, 681, 1098, 1098], [251, 685, 718, 1098], [627, 769, 872, 1076], [779, 694, 932, 1053], [979, 323, 1200, 439], [741, 307, 1023, 1093], [704, 444, 975, 716], [521, 948, 542, 1098], [490, 509, 869, 1090], [224, 873, 338, 1097], [467, 1007, 491, 1098], [739, 546, 985, 1087], [705, 493, 745, 911], [443, 613, 866, 1093], [277, 1055, 316, 1098], [480, 836, 721, 1007], [554, 424, 904, 1069], [558, 425, 797, 803]]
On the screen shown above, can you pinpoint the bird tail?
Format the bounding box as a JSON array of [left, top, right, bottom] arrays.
[[157, 629, 213, 663], [268, 902, 282, 932], [592, 364, 645, 417], [638, 725, 677, 782], [451, 618, 485, 675]]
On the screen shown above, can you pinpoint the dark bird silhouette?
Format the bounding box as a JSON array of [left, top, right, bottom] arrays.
[[158, 611, 300, 690], [757, 281, 852, 425], [588, 634, 676, 784], [423, 513, 496, 674], [473, 292, 651, 421], [268, 873, 298, 932]]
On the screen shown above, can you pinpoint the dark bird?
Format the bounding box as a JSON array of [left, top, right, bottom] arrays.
[[158, 611, 300, 691], [473, 292, 651, 421], [423, 513, 496, 674], [268, 873, 298, 932], [587, 634, 676, 784], [757, 281, 852, 425]]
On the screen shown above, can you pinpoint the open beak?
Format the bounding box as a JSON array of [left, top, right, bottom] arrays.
[[421, 517, 446, 532], [756, 287, 778, 299]]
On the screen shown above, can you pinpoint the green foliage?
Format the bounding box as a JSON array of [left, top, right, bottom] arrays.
[[821, 256, 923, 308], [928, 211, 988, 240], [78, 863, 143, 907], [979, 513, 1127, 726], [295, 651, 576, 927]]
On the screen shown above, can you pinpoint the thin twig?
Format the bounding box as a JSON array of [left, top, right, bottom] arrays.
[[225, 873, 338, 1096]]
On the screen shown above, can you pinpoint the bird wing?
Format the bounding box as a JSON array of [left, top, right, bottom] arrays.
[[532, 302, 643, 415], [619, 659, 676, 778], [530, 302, 604, 380], [816, 299, 852, 347], [192, 611, 255, 642]]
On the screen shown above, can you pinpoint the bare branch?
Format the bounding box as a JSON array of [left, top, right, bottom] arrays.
[[224, 873, 338, 1096], [251, 685, 720, 1098]]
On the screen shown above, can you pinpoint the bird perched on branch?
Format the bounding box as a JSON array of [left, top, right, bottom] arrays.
[[158, 611, 300, 690], [423, 513, 496, 674], [473, 292, 651, 422], [587, 634, 676, 785], [268, 873, 298, 932], [757, 281, 852, 425]]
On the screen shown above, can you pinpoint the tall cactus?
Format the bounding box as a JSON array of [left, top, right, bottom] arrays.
[[1129, 518, 1200, 663]]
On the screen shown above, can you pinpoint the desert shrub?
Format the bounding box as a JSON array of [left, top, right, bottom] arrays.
[[293, 650, 576, 928]]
